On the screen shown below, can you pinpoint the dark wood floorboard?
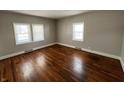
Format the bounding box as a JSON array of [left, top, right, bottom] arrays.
[[0, 44, 124, 82]]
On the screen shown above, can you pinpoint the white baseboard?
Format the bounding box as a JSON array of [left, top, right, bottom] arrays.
[[81, 48, 124, 72], [0, 51, 25, 60], [81, 48, 120, 60], [119, 57, 124, 72], [0, 43, 56, 60], [33, 42, 56, 51], [57, 42, 124, 72], [1, 42, 124, 72], [57, 42, 120, 60], [57, 43, 75, 48]]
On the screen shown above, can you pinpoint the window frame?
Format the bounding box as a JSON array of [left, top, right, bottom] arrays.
[[72, 22, 84, 42], [32, 24, 44, 42], [13, 23, 32, 45]]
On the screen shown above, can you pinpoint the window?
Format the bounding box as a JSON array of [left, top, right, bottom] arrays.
[[72, 23, 84, 41], [32, 24, 44, 42], [13, 23, 45, 45], [13, 23, 32, 45]]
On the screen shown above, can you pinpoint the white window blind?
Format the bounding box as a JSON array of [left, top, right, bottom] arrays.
[[32, 24, 44, 42], [73, 23, 84, 41], [13, 23, 32, 45]]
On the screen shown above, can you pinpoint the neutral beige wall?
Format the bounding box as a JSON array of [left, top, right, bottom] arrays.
[[57, 11, 124, 56], [0, 11, 56, 57], [121, 33, 124, 61], [0, 11, 124, 57]]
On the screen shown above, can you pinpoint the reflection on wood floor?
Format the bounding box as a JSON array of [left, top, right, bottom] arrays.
[[0, 44, 124, 82]]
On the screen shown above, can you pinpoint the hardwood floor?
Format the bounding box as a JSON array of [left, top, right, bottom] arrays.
[[0, 44, 124, 82]]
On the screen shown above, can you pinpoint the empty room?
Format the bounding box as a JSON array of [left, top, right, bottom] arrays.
[[0, 10, 124, 82]]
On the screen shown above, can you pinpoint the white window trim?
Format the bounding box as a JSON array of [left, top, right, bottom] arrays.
[[32, 24, 44, 42], [72, 22, 84, 42], [13, 23, 32, 45]]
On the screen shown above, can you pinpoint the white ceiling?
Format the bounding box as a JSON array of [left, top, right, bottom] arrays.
[[11, 10, 89, 19]]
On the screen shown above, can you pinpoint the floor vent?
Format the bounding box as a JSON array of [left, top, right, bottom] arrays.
[[25, 49, 33, 53]]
